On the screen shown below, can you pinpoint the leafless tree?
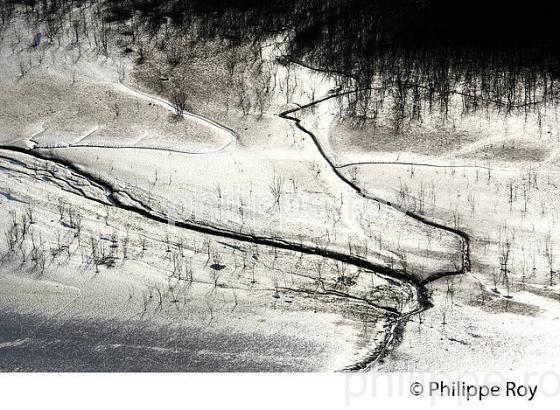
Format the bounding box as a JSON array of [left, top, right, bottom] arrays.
[[269, 174, 285, 211], [173, 92, 187, 118], [26, 207, 35, 224], [545, 234, 556, 286], [499, 240, 512, 297]]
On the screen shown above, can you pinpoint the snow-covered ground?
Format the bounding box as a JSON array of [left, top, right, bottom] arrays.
[[0, 6, 557, 372], [295, 71, 560, 370], [0, 11, 435, 371], [1, 148, 408, 371]]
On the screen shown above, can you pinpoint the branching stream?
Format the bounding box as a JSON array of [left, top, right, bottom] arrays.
[[278, 69, 471, 369], [0, 70, 471, 371]]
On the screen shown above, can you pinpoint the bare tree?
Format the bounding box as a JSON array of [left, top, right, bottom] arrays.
[[269, 174, 285, 211], [172, 92, 187, 118], [499, 240, 512, 297], [545, 234, 556, 286]]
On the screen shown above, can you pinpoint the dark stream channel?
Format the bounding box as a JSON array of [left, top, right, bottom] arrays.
[[2, 0, 560, 370]]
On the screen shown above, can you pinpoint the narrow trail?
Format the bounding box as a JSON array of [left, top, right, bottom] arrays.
[[337, 160, 494, 171], [118, 80, 238, 153], [13, 80, 238, 156], [34, 143, 234, 156]]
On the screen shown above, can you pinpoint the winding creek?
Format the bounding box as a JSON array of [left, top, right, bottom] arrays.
[[0, 65, 471, 370]]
